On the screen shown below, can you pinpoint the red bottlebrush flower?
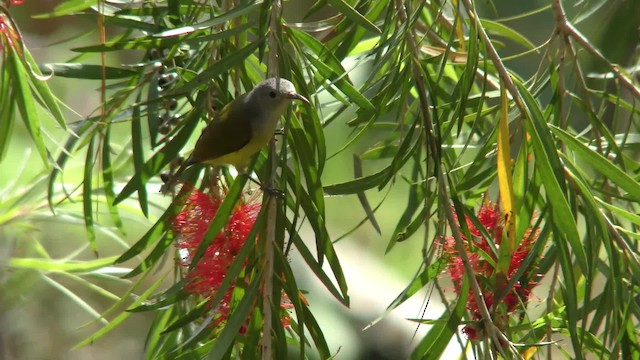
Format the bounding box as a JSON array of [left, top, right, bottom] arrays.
[[0, 13, 21, 54], [172, 184, 258, 327], [462, 322, 481, 341], [279, 293, 295, 328], [171, 183, 293, 329], [0, 14, 16, 52], [10, 1, 25, 5], [441, 200, 541, 339]]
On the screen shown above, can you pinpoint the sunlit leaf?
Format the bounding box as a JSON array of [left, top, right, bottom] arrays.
[[9, 51, 50, 167], [496, 84, 516, 274], [326, 0, 381, 34], [551, 125, 640, 202], [33, 0, 98, 18], [39, 63, 136, 79], [410, 276, 468, 359]]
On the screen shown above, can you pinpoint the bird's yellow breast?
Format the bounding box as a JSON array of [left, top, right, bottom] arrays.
[[201, 130, 272, 171]]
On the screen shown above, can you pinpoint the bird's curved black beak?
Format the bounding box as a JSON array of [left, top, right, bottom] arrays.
[[288, 92, 310, 105]]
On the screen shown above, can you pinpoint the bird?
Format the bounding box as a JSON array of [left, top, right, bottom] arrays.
[[161, 77, 309, 194]]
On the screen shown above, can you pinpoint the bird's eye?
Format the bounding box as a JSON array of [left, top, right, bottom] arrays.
[[269, 91, 277, 98]]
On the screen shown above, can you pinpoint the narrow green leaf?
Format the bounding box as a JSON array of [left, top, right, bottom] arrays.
[[299, 81, 327, 175], [294, 185, 329, 258], [288, 28, 349, 82], [170, 39, 264, 95], [387, 163, 425, 252], [23, 50, 67, 130], [9, 256, 118, 272], [288, 114, 323, 208], [361, 144, 400, 160], [596, 199, 640, 225], [83, 137, 97, 254], [512, 134, 529, 241], [161, 299, 210, 335], [452, 18, 480, 137], [131, 100, 149, 217], [496, 85, 516, 275], [323, 166, 389, 195], [128, 280, 189, 312], [273, 250, 314, 358], [207, 275, 261, 360], [391, 206, 427, 244], [179, 2, 258, 32], [39, 63, 136, 79], [144, 308, 176, 360], [101, 127, 125, 234], [550, 125, 640, 202], [48, 119, 94, 211], [0, 76, 15, 161], [286, 115, 331, 263], [480, 19, 536, 50], [123, 233, 173, 278], [326, 0, 381, 33], [73, 274, 164, 349], [146, 69, 161, 149], [410, 276, 468, 359], [99, 13, 159, 32], [189, 175, 248, 267], [41, 275, 108, 325], [516, 80, 588, 274], [387, 258, 447, 310], [167, 0, 180, 24], [115, 208, 170, 264], [33, 0, 98, 18], [9, 51, 50, 167], [319, 228, 349, 304], [331, 0, 386, 59], [300, 302, 332, 359], [72, 22, 254, 52], [114, 104, 200, 204], [378, 116, 421, 189], [288, 221, 349, 305], [163, 216, 260, 349], [353, 155, 381, 234], [304, 53, 375, 112], [556, 236, 583, 360]]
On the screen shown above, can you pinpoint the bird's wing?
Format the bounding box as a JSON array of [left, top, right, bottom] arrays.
[[189, 97, 253, 164]]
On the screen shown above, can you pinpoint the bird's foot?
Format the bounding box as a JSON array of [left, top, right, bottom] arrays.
[[244, 175, 285, 198], [262, 185, 285, 198]]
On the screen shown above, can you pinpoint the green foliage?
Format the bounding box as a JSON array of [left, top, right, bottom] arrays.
[[1, 0, 639, 359]]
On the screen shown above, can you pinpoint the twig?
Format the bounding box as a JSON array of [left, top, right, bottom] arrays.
[[459, 0, 528, 118], [551, 3, 605, 154], [600, 210, 640, 274], [262, 1, 282, 358], [551, 0, 640, 99], [393, 0, 515, 356], [546, 262, 560, 360]]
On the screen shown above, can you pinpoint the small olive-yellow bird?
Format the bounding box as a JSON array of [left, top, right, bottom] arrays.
[[162, 78, 309, 193]]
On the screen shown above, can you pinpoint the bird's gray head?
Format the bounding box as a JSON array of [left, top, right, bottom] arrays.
[[248, 78, 309, 112]]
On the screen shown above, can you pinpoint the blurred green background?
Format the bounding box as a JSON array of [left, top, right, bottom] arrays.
[[1, 0, 637, 359]]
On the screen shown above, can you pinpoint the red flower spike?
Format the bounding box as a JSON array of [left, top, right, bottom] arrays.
[[279, 293, 295, 328], [441, 201, 541, 339], [171, 183, 292, 329], [462, 323, 481, 341]]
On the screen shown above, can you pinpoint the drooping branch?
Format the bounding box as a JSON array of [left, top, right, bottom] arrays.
[[459, 0, 528, 118], [551, 0, 640, 99], [393, 0, 514, 355], [262, 0, 282, 358]]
